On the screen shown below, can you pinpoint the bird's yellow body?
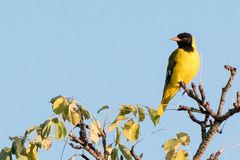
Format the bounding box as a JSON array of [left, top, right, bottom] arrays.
[[157, 34, 200, 115]]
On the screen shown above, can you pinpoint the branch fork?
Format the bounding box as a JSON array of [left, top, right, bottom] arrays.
[[178, 65, 239, 160]]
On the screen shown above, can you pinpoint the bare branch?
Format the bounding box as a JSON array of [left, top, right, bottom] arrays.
[[193, 121, 221, 160], [178, 105, 204, 114], [69, 143, 82, 150], [199, 84, 206, 102], [207, 148, 223, 160], [81, 154, 91, 160], [101, 130, 109, 160], [178, 65, 240, 160], [217, 65, 237, 115], [130, 145, 143, 160], [69, 133, 104, 160]]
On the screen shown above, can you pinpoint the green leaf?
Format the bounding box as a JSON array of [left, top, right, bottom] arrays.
[[62, 103, 69, 121], [0, 147, 12, 160], [97, 105, 109, 114], [177, 132, 190, 146], [165, 149, 175, 160], [55, 122, 62, 140], [115, 127, 121, 146], [78, 104, 91, 120], [52, 117, 59, 124], [119, 143, 132, 160], [81, 108, 91, 120], [59, 121, 67, 139], [68, 103, 81, 126], [41, 119, 53, 138], [130, 106, 137, 116], [147, 107, 160, 126], [108, 115, 127, 132], [50, 95, 62, 104], [174, 150, 188, 160], [23, 126, 37, 140], [36, 124, 43, 136], [137, 106, 145, 122], [11, 137, 24, 158], [120, 105, 137, 116], [111, 148, 119, 160], [52, 96, 68, 114], [162, 138, 180, 152], [123, 120, 140, 142]]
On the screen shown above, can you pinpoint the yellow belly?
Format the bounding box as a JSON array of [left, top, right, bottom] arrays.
[[170, 49, 200, 87], [157, 49, 200, 115]]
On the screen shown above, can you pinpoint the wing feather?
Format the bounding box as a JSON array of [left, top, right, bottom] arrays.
[[162, 50, 178, 98]]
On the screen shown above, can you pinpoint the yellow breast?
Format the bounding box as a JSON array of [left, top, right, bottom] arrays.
[[170, 49, 200, 86]]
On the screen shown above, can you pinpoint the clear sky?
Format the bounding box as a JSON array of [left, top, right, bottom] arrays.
[[1, 0, 240, 159]]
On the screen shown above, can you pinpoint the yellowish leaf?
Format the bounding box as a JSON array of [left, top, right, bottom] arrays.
[[120, 105, 137, 116], [174, 150, 188, 160], [165, 149, 175, 160], [89, 120, 101, 144], [123, 120, 140, 142], [147, 108, 160, 126], [137, 106, 145, 122], [106, 144, 113, 160], [18, 155, 28, 160], [162, 139, 180, 152], [52, 96, 68, 114], [177, 132, 190, 146], [42, 138, 52, 150], [68, 102, 81, 126], [26, 142, 38, 160], [108, 115, 127, 132], [115, 127, 121, 146]]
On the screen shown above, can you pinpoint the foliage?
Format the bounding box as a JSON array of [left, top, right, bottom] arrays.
[[162, 132, 190, 160], [0, 95, 189, 160]]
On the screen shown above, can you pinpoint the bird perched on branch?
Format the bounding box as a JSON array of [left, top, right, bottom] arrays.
[[157, 32, 200, 115]]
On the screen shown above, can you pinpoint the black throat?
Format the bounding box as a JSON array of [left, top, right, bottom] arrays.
[[179, 45, 194, 52]]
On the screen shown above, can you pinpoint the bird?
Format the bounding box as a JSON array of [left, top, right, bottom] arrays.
[[157, 32, 200, 116]]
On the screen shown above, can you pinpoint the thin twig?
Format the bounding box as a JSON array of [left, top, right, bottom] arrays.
[[217, 65, 236, 115], [207, 148, 223, 160], [69, 133, 104, 160], [130, 145, 143, 160]]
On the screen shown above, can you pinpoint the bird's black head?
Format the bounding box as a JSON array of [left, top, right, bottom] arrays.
[[171, 32, 194, 52]]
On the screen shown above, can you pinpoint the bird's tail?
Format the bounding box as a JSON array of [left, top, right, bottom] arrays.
[[157, 101, 168, 116], [157, 86, 180, 116]]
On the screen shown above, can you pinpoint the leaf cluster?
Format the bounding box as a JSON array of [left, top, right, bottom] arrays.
[[162, 132, 190, 160]]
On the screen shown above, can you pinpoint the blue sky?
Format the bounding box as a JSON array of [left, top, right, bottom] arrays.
[[1, 0, 240, 159]]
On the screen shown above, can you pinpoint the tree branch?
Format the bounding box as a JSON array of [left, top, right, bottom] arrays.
[[130, 145, 143, 160], [69, 132, 104, 160], [207, 148, 223, 160], [178, 65, 240, 160], [217, 65, 237, 115]]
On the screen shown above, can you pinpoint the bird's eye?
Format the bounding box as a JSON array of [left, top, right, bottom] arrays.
[[182, 37, 187, 41]]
